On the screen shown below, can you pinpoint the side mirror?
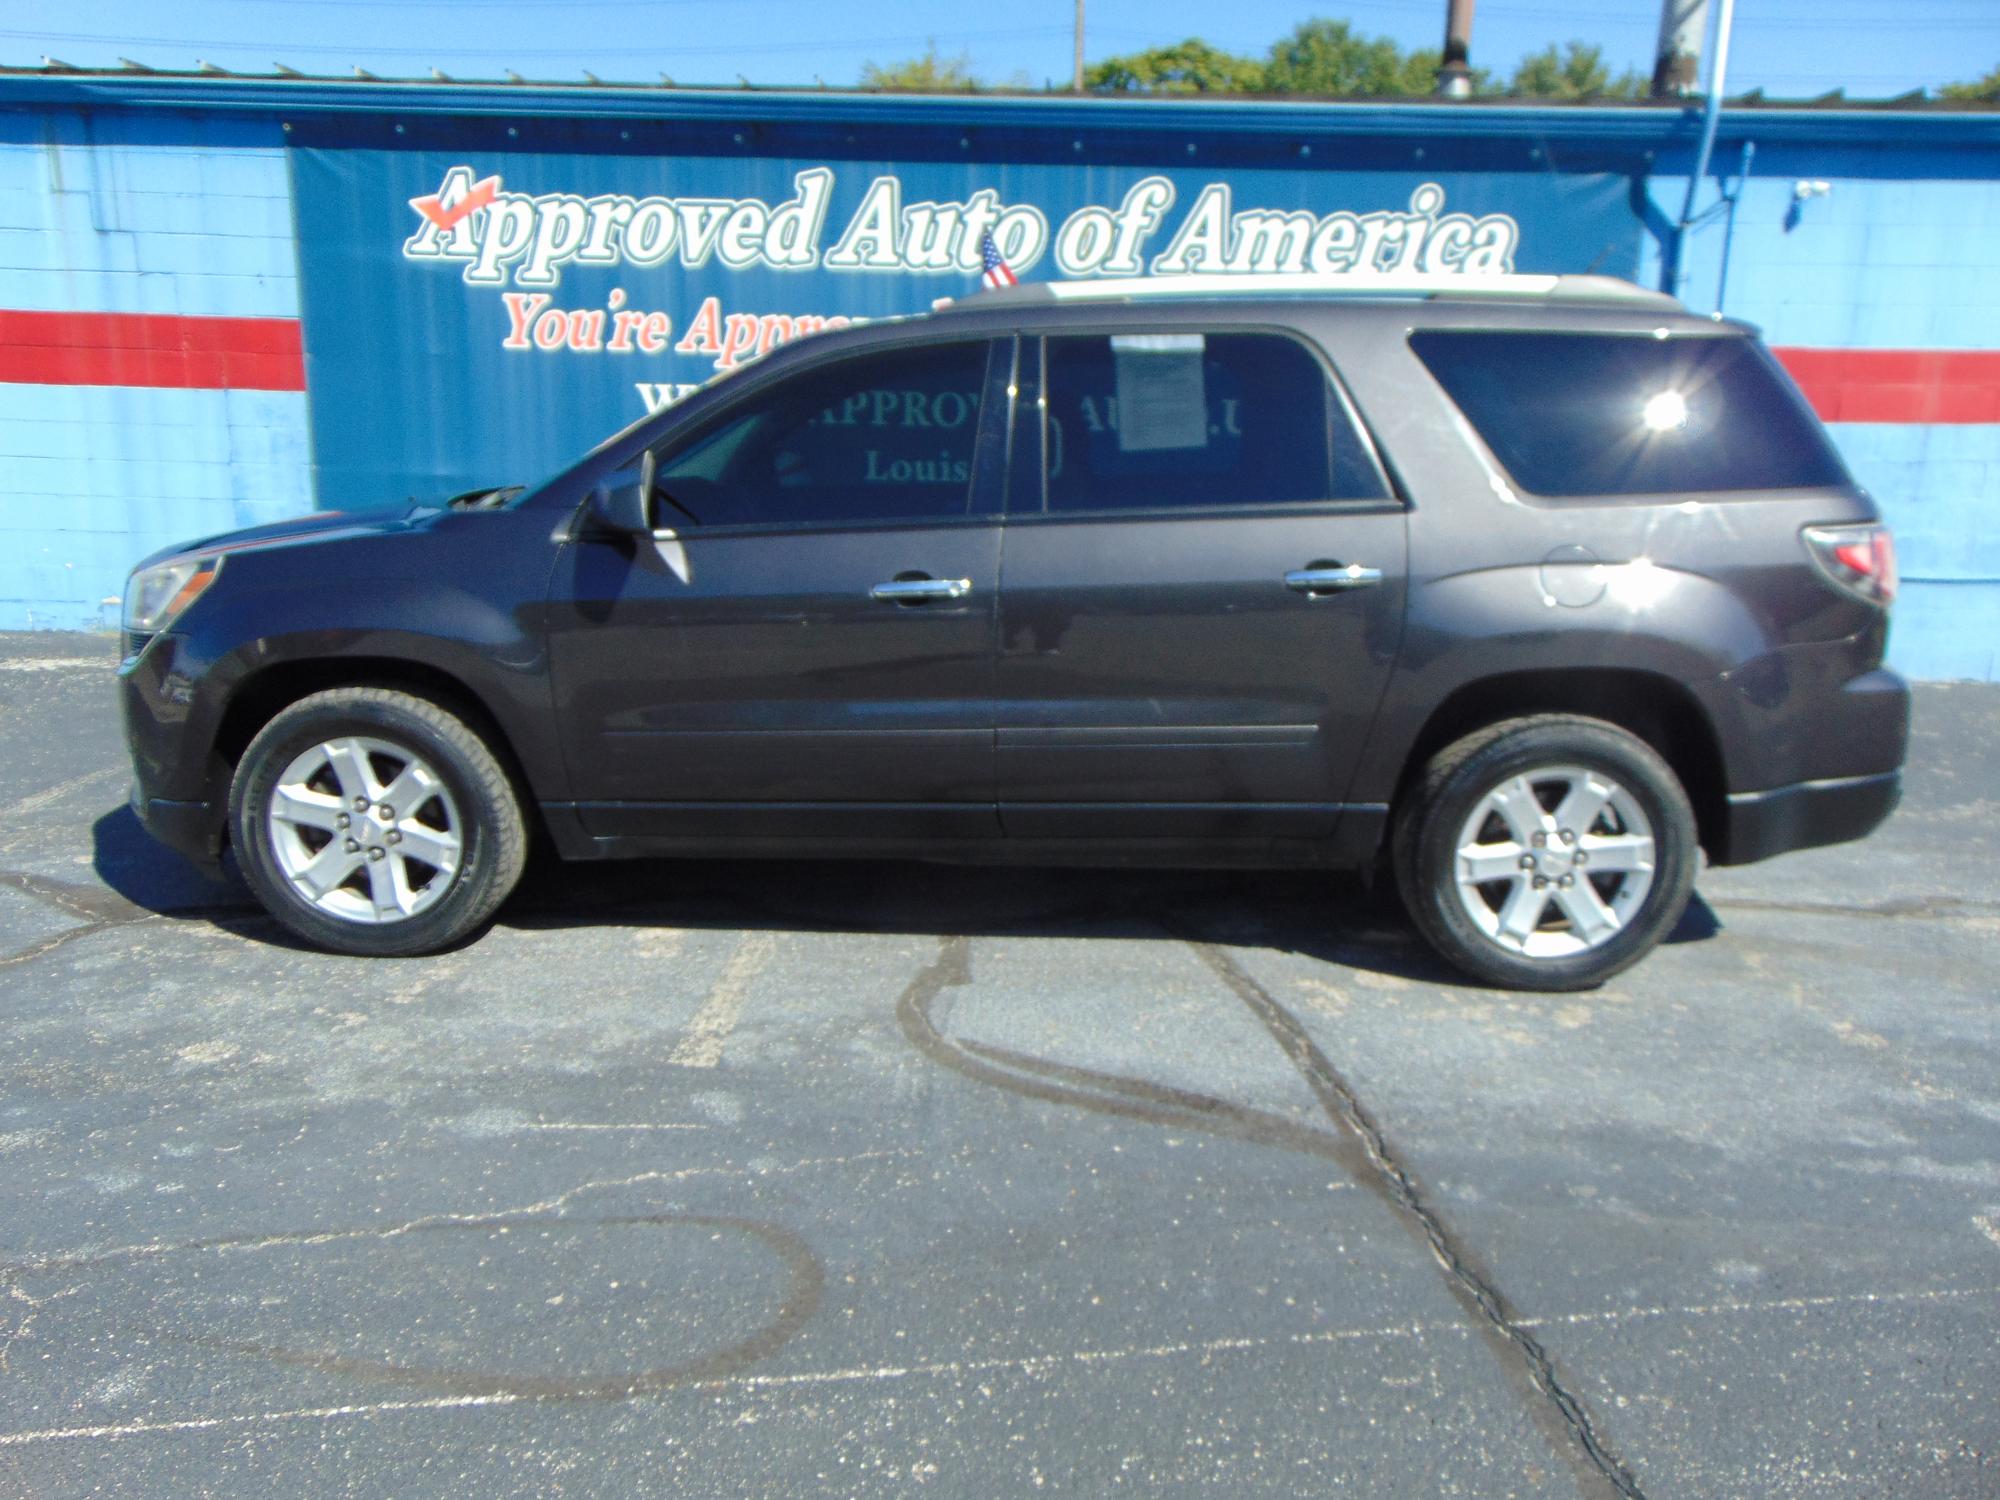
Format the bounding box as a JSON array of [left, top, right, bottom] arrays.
[[585, 450, 657, 536]]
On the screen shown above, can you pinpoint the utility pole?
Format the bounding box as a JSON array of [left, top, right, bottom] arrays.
[[1073, 0, 1085, 92], [1435, 0, 1476, 98], [1652, 0, 1709, 98]]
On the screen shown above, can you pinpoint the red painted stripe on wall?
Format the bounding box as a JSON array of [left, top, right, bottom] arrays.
[[0, 310, 1992, 421], [0, 309, 304, 392], [1772, 347, 2000, 425]]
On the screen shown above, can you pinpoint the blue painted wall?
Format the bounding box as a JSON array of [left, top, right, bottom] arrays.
[[1646, 148, 2000, 682], [0, 112, 310, 630]]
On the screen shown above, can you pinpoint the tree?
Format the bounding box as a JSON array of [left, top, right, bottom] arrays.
[[1939, 64, 2000, 103], [1084, 38, 1263, 95], [1509, 41, 1645, 100], [1261, 18, 1446, 98], [879, 20, 1667, 103], [860, 41, 978, 91], [1087, 18, 1492, 98]]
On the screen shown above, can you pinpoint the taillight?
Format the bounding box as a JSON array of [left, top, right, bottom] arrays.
[[1803, 523, 1897, 607]]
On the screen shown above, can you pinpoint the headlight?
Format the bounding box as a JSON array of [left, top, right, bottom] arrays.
[[123, 555, 223, 634]]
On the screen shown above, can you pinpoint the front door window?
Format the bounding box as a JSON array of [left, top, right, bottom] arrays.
[[653, 341, 993, 529]]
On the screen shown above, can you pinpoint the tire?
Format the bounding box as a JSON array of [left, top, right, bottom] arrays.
[[228, 687, 528, 957], [1392, 715, 1698, 991]]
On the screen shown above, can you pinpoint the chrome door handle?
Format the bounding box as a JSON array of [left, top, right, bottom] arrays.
[[1285, 564, 1384, 595], [870, 576, 973, 604]]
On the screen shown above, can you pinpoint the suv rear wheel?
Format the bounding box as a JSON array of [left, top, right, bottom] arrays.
[[1392, 715, 1698, 991], [229, 687, 528, 957]]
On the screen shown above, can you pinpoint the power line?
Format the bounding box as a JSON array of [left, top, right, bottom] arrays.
[[1164, 0, 1999, 29], [5, 5, 1988, 82], [12, 0, 1992, 22], [0, 24, 1076, 60], [118, 0, 837, 6]]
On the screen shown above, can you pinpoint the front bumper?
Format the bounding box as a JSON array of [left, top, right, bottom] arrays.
[[130, 781, 226, 869], [121, 633, 230, 868], [1715, 769, 1902, 866]]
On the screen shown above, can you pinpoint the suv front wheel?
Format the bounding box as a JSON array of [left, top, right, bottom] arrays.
[[229, 687, 528, 957], [1393, 716, 1698, 991]]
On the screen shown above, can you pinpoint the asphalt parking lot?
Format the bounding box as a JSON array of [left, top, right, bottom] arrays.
[[0, 630, 1995, 1498]]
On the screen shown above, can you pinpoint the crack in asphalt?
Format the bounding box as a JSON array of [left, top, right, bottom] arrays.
[[6, 1212, 825, 1403], [0, 1150, 947, 1402], [0, 848, 1961, 1490], [899, 930, 1647, 1500], [1704, 893, 2000, 920], [0, 870, 147, 926], [0, 870, 164, 969], [0, 1150, 914, 1280], [147, 1212, 826, 1401], [7, 1280, 1999, 1448], [1185, 939, 1646, 1500]]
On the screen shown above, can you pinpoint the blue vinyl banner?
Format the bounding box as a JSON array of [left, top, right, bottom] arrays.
[[291, 146, 1643, 510]]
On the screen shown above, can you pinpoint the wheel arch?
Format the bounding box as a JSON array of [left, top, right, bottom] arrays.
[[213, 657, 543, 846], [1391, 668, 1728, 857]]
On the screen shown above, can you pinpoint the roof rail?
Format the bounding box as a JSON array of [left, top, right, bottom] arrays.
[[943, 272, 1681, 311]]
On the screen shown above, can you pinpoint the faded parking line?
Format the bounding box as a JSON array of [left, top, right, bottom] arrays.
[[670, 931, 777, 1069], [0, 657, 111, 673], [12, 766, 122, 820]]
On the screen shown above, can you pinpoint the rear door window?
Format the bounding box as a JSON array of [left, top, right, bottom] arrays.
[[1409, 329, 1851, 497], [1035, 331, 1387, 513]]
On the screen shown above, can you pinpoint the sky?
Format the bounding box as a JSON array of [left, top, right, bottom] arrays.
[[3, 0, 1997, 99]]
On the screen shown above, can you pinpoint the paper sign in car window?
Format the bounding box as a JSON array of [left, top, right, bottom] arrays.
[[1111, 334, 1208, 452]]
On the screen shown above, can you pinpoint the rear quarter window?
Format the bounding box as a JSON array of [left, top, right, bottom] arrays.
[[1409, 330, 1852, 498]]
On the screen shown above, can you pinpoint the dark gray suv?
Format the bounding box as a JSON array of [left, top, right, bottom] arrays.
[[119, 273, 1908, 989]]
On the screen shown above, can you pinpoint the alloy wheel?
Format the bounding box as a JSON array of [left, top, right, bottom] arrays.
[[1451, 763, 1657, 960], [265, 735, 464, 925]]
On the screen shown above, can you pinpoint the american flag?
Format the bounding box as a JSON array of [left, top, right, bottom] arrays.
[[980, 230, 1018, 290]]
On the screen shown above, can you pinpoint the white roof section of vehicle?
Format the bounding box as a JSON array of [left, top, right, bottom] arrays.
[[950, 273, 1683, 311]]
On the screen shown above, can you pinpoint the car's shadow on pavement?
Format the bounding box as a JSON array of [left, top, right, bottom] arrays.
[[90, 805, 1723, 987], [523, 853, 1722, 987], [90, 805, 244, 914]]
